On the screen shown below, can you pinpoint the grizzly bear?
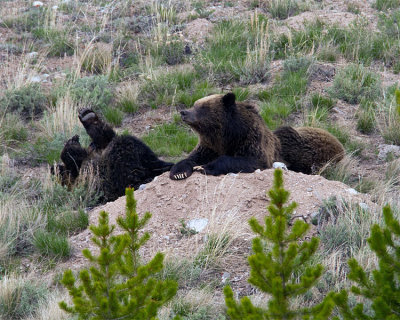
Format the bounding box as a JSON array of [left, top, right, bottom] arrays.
[[274, 126, 345, 174], [170, 92, 281, 179], [170, 92, 345, 180], [56, 108, 173, 201]]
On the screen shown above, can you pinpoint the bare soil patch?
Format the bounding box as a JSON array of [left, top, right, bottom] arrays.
[[61, 169, 372, 294]]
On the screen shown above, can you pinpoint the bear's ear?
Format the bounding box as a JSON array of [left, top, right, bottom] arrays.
[[222, 92, 236, 109]]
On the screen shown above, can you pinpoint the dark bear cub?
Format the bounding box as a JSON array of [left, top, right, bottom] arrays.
[[170, 93, 281, 180], [56, 109, 173, 202]]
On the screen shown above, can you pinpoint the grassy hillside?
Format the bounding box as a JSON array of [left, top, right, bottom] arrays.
[[1, 0, 400, 318]]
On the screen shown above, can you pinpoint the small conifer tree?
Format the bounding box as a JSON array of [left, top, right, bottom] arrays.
[[224, 169, 335, 320], [333, 205, 400, 319], [59, 188, 178, 320]]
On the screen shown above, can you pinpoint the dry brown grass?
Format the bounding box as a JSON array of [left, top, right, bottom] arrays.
[[39, 92, 81, 138], [26, 290, 70, 320]]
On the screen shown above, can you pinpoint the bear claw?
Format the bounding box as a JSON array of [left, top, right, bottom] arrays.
[[173, 172, 188, 180]]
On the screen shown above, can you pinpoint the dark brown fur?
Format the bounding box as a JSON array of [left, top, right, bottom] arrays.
[[170, 93, 281, 179], [274, 126, 345, 174], [55, 109, 173, 202]]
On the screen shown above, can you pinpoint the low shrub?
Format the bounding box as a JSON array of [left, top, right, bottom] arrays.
[[0, 84, 47, 119], [329, 64, 381, 104]]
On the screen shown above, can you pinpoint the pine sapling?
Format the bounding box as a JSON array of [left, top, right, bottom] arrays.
[[333, 205, 400, 319], [224, 169, 335, 320], [59, 187, 178, 320]]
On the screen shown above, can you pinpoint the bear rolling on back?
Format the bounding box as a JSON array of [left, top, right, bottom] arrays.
[[55, 109, 173, 202], [274, 126, 345, 174], [170, 92, 281, 180]]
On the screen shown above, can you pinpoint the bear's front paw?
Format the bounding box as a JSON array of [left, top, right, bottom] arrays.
[[170, 161, 194, 180]]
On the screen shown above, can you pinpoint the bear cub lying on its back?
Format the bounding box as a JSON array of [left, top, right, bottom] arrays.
[[170, 92, 344, 180], [55, 109, 173, 202]]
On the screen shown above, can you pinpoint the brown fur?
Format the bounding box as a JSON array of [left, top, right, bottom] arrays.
[[274, 126, 345, 174], [54, 109, 173, 202], [170, 93, 281, 179]]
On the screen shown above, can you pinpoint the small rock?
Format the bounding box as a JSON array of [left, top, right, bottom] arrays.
[[27, 52, 38, 59], [30, 75, 41, 83], [358, 202, 369, 211], [221, 272, 230, 284], [33, 1, 44, 7], [255, 169, 261, 173], [227, 173, 238, 177], [187, 218, 208, 233], [163, 235, 170, 241], [378, 144, 400, 161], [273, 162, 288, 171], [138, 184, 146, 191], [346, 188, 359, 195], [306, 188, 313, 192]]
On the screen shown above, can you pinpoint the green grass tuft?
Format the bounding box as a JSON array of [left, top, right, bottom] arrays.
[[329, 64, 381, 104], [268, 0, 299, 19], [33, 230, 71, 258], [142, 121, 198, 158]]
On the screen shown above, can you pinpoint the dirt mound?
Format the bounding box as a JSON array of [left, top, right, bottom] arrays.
[[66, 169, 371, 284]]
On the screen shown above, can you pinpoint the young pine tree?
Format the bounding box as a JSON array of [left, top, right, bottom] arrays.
[[59, 188, 179, 320], [333, 205, 400, 319], [224, 169, 335, 320]]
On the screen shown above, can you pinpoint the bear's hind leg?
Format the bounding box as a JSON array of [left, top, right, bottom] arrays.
[[78, 108, 116, 150]]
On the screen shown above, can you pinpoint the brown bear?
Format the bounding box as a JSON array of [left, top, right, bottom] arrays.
[[170, 92, 345, 180], [274, 126, 345, 174], [170, 92, 281, 179], [56, 108, 173, 202]]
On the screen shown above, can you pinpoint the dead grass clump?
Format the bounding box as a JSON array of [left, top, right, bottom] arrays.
[[39, 92, 82, 138], [0, 274, 47, 319], [116, 81, 140, 114], [25, 290, 70, 320], [80, 42, 114, 75]]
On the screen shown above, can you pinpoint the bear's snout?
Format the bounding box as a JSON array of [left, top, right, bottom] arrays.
[[180, 110, 195, 124]]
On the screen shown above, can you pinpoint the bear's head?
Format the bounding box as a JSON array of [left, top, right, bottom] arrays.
[[60, 135, 88, 176], [180, 93, 236, 135]]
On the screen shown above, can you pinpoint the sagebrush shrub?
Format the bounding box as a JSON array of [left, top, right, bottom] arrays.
[[0, 84, 47, 119]]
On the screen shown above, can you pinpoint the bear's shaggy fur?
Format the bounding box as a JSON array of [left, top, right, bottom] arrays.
[[170, 92, 345, 180], [170, 93, 281, 180], [57, 109, 173, 201], [274, 126, 345, 174]]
